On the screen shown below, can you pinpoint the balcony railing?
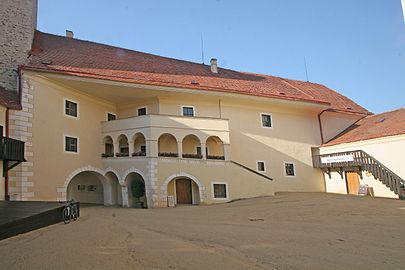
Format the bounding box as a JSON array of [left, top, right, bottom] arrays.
[[182, 153, 203, 159], [207, 155, 225, 160], [0, 137, 25, 162], [158, 152, 179, 158]]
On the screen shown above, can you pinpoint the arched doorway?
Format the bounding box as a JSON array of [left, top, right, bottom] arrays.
[[125, 172, 147, 208], [167, 177, 200, 205], [67, 171, 105, 204]]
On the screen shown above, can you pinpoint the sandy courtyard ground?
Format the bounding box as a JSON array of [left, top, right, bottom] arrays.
[[0, 193, 404, 269]]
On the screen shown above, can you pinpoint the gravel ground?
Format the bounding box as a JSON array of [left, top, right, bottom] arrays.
[[0, 192, 404, 270]]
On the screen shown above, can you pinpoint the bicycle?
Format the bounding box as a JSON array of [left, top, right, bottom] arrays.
[[59, 200, 79, 224]]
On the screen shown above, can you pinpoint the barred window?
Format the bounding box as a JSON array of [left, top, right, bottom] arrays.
[[182, 106, 194, 117], [285, 162, 296, 177], [257, 161, 266, 172], [213, 184, 227, 199], [138, 107, 147, 116], [65, 100, 78, 117], [261, 114, 272, 128], [65, 136, 78, 152]]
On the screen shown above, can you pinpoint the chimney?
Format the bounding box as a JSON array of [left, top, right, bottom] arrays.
[[66, 30, 74, 38], [210, 58, 218, 74]]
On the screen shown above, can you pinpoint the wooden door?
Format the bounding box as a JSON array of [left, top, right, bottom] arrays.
[[346, 172, 360, 195], [176, 179, 192, 204]]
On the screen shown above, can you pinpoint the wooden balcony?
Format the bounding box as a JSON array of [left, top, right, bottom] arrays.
[[313, 150, 404, 196], [0, 137, 25, 162]]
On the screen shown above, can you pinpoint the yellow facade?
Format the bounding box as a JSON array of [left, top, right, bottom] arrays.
[[6, 70, 377, 206]]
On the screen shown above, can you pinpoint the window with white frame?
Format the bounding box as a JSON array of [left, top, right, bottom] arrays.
[[65, 136, 78, 153], [182, 106, 195, 117], [137, 107, 147, 116], [261, 113, 272, 128], [213, 183, 228, 199], [65, 99, 78, 118], [284, 162, 296, 177], [257, 161, 266, 172], [107, 113, 116, 121]]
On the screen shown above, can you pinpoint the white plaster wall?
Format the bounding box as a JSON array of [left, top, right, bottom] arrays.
[[320, 135, 405, 198]]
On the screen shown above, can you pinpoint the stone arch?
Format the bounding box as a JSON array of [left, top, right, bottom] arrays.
[[58, 166, 119, 205], [132, 132, 146, 156], [206, 136, 225, 159], [121, 167, 147, 185], [119, 167, 149, 207], [182, 134, 202, 158], [158, 133, 178, 156], [117, 134, 129, 156], [102, 136, 114, 157], [162, 172, 206, 205]]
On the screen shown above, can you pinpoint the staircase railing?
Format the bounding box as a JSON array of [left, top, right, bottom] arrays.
[[313, 150, 404, 195], [230, 160, 273, 181]]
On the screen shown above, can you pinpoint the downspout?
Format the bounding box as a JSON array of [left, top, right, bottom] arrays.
[[4, 108, 9, 200], [317, 109, 328, 144]]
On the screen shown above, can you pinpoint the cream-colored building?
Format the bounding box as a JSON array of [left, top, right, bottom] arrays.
[[1, 1, 404, 207], [4, 30, 383, 207]]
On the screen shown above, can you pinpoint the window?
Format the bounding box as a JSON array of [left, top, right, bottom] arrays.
[[213, 183, 228, 199], [65, 136, 78, 153], [65, 100, 78, 118], [107, 113, 116, 121], [196, 146, 202, 156], [140, 145, 146, 153], [77, 185, 86, 192], [284, 162, 296, 177], [261, 113, 272, 128], [137, 107, 147, 116], [257, 161, 266, 172], [182, 106, 194, 117]]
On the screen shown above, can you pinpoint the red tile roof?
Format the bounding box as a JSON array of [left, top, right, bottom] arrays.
[[0, 86, 21, 110], [23, 31, 369, 114], [324, 108, 405, 146]]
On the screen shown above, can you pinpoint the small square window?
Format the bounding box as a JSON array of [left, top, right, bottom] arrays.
[[285, 162, 296, 177], [182, 106, 194, 117], [257, 161, 266, 172], [107, 113, 116, 121], [65, 100, 78, 117], [140, 145, 146, 153], [65, 136, 78, 152], [138, 107, 147, 116], [261, 114, 272, 128], [213, 184, 227, 199]]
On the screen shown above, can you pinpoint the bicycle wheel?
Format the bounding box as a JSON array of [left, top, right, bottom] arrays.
[[71, 204, 78, 221], [63, 206, 71, 224]]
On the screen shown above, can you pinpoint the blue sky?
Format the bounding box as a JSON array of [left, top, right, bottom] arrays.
[[38, 0, 405, 113]]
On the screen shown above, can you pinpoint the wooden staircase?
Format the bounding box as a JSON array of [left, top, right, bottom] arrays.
[[313, 150, 404, 196]]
